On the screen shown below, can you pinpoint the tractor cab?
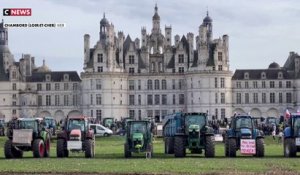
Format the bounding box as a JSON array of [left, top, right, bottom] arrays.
[[66, 117, 88, 142], [18, 118, 39, 132], [232, 116, 254, 139], [124, 120, 153, 158], [185, 114, 207, 148]]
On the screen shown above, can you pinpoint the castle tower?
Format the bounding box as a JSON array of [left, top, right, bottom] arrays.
[[141, 27, 147, 48], [99, 13, 110, 43], [202, 11, 213, 42], [165, 26, 172, 47], [151, 4, 161, 34], [83, 34, 90, 69], [0, 19, 8, 46], [0, 19, 14, 73], [198, 11, 213, 68]]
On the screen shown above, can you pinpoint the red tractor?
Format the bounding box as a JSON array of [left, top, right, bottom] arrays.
[[56, 115, 95, 158]]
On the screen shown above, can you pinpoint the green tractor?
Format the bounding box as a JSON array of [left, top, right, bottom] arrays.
[[124, 120, 153, 158], [163, 112, 215, 158], [4, 118, 51, 158]]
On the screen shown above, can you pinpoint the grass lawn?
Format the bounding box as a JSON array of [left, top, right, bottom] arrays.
[[0, 135, 298, 174]]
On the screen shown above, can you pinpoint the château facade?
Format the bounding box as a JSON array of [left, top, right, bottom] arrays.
[[81, 5, 232, 121], [0, 20, 81, 122], [1, 5, 299, 122]]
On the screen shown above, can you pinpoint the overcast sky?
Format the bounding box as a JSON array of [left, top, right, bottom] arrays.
[[2, 0, 300, 73]]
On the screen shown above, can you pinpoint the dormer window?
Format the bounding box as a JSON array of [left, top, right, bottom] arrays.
[[244, 72, 249, 79], [261, 72, 266, 79], [278, 72, 283, 79], [64, 74, 69, 81], [46, 74, 51, 81]]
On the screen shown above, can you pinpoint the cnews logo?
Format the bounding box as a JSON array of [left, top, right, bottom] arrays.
[[3, 8, 32, 16]]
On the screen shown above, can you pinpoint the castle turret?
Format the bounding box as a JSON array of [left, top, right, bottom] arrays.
[[152, 4, 161, 34], [0, 20, 14, 73], [0, 19, 8, 46], [202, 11, 213, 42], [99, 13, 110, 43], [141, 27, 147, 48]]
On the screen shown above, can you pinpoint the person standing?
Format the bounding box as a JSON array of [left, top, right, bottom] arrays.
[[272, 124, 276, 140]]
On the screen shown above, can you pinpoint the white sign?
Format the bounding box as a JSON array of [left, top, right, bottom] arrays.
[[240, 139, 256, 155], [13, 129, 33, 145], [214, 134, 223, 142], [67, 141, 82, 150]]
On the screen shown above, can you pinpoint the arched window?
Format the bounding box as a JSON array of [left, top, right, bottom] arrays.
[[154, 79, 160, 90], [147, 80, 153, 90]]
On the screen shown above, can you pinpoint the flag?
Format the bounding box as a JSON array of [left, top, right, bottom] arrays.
[[285, 109, 290, 120]]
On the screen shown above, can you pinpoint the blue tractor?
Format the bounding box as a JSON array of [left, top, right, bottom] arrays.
[[224, 115, 265, 157], [283, 114, 300, 157]]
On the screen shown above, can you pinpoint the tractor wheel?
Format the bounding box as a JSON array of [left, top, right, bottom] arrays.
[[205, 135, 215, 158], [228, 138, 236, 157], [168, 137, 174, 154], [85, 139, 94, 158], [33, 139, 45, 158], [124, 143, 131, 158], [4, 140, 14, 159], [4, 140, 23, 159], [56, 139, 66, 158], [44, 134, 51, 158], [284, 138, 297, 157], [255, 138, 264, 157], [225, 137, 229, 157], [174, 136, 186, 158], [164, 137, 169, 154]]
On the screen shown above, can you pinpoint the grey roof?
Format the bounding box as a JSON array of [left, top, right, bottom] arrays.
[[207, 43, 216, 66], [137, 49, 146, 69], [100, 14, 109, 26], [86, 48, 95, 68], [123, 35, 133, 55], [268, 62, 280, 69], [232, 69, 292, 80], [284, 52, 300, 71], [26, 71, 81, 82], [192, 50, 198, 67], [166, 48, 176, 68]]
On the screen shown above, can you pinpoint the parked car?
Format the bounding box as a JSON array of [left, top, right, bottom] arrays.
[[89, 124, 113, 137]]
